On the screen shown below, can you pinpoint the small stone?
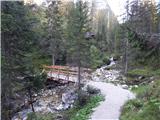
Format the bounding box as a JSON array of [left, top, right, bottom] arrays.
[[150, 76, 154, 80], [122, 85, 128, 89], [134, 85, 138, 88], [138, 76, 145, 80]]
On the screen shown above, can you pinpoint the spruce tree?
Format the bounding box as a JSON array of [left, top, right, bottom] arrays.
[[46, 0, 65, 65], [1, 1, 45, 119], [66, 0, 91, 89]]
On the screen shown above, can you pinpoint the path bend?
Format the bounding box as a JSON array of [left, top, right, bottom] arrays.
[[88, 81, 135, 120]]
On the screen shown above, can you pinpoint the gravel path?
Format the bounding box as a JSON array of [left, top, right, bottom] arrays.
[[88, 81, 135, 120]]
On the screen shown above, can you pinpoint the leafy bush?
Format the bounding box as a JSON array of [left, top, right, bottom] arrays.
[[102, 56, 111, 65]]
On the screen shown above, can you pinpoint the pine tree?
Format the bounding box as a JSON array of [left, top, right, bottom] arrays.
[[46, 0, 65, 65], [65, 0, 91, 89], [1, 1, 45, 119]]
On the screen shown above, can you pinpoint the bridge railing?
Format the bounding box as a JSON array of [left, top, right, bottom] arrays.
[[43, 65, 78, 83]]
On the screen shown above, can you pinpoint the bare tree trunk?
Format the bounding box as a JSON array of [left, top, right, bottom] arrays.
[[77, 57, 81, 103], [28, 88, 35, 112], [125, 0, 129, 75], [124, 38, 128, 74], [52, 53, 55, 65], [78, 63, 81, 90], [77, 37, 81, 102]]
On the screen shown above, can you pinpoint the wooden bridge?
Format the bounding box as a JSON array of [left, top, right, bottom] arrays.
[[43, 65, 79, 84], [43, 65, 92, 84]]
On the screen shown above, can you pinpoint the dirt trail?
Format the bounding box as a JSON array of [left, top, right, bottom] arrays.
[[88, 81, 135, 120]]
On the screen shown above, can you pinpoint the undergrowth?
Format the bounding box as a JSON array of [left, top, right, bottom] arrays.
[[27, 113, 55, 120], [120, 80, 160, 120], [63, 95, 104, 120], [127, 68, 160, 77]]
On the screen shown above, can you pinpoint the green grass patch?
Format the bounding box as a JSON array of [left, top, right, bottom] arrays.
[[127, 68, 160, 77], [63, 95, 104, 120], [127, 68, 151, 77], [120, 80, 160, 120], [131, 85, 149, 97], [27, 113, 55, 120]]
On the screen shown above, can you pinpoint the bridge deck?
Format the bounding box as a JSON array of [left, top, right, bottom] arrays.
[[43, 65, 78, 83]]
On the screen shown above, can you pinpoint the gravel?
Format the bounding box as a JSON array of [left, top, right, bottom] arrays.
[[88, 81, 135, 120]]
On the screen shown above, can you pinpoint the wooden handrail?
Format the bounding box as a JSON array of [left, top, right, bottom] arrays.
[[43, 65, 78, 73]]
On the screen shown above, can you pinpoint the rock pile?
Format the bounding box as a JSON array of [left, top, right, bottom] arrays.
[[12, 84, 77, 120], [91, 58, 131, 89]]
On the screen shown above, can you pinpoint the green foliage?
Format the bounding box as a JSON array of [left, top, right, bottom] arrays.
[[95, 9, 118, 54], [65, 0, 91, 67], [131, 85, 150, 99], [46, 0, 65, 65], [120, 80, 160, 120], [27, 113, 55, 120], [127, 68, 160, 77], [127, 25, 160, 67], [127, 69, 151, 77], [1, 1, 43, 119], [33, 73, 47, 90], [64, 95, 104, 120], [90, 45, 103, 68], [102, 55, 111, 65], [1, 2, 49, 119], [89, 45, 111, 68]]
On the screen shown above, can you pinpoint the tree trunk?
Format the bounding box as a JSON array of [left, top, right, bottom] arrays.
[[52, 53, 55, 65], [124, 38, 128, 74], [28, 88, 35, 112], [77, 39, 81, 102], [78, 63, 81, 90]]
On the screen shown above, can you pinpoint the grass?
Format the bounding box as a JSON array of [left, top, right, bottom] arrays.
[[120, 80, 160, 120], [27, 113, 55, 120], [125, 67, 160, 85], [63, 95, 105, 120], [127, 68, 160, 77]]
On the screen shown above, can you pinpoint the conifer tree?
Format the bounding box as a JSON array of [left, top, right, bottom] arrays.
[[66, 0, 91, 89], [46, 0, 65, 65]]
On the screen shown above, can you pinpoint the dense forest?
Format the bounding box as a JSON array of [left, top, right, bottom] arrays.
[[1, 0, 160, 120]]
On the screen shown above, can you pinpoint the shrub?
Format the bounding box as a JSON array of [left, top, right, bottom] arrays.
[[62, 95, 104, 120], [102, 56, 111, 65], [120, 80, 160, 120], [77, 90, 90, 106], [86, 85, 100, 95]]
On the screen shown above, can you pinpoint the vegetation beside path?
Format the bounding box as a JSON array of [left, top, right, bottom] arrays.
[[64, 95, 104, 120], [120, 78, 160, 120]]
